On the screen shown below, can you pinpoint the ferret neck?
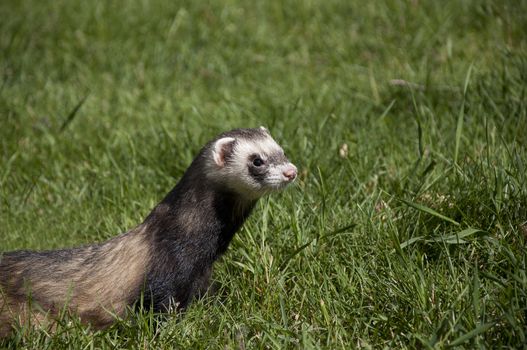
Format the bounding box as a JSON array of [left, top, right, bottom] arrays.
[[143, 174, 256, 257]]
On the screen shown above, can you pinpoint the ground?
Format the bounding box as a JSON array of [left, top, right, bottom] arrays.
[[0, 0, 526, 348]]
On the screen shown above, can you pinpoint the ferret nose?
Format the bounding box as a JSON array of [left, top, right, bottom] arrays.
[[283, 165, 297, 181]]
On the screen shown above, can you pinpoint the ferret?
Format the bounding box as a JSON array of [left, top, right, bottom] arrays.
[[0, 127, 297, 337]]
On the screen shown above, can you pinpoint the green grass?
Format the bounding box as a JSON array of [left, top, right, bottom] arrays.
[[1, 0, 526, 348]]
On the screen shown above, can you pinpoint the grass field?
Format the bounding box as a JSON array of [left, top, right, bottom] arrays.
[[1, 0, 526, 348]]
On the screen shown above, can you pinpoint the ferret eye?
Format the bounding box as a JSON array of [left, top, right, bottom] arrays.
[[252, 158, 264, 167]]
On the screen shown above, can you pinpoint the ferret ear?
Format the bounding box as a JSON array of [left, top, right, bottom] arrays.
[[259, 126, 268, 132], [213, 137, 236, 167]]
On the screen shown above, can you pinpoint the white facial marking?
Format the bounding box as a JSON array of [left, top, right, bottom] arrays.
[[207, 131, 295, 200], [234, 137, 281, 162], [262, 163, 297, 188]]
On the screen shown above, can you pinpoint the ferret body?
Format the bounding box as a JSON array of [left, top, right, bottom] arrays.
[[0, 127, 297, 337]]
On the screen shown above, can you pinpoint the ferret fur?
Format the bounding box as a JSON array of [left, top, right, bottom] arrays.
[[0, 127, 297, 337]]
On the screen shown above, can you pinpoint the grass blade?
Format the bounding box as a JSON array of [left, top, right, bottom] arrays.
[[454, 63, 474, 165], [400, 198, 460, 226], [400, 236, 425, 249], [59, 93, 90, 133], [448, 323, 494, 347], [435, 228, 482, 244]]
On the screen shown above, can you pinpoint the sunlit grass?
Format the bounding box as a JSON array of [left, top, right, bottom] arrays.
[[1, 0, 526, 348]]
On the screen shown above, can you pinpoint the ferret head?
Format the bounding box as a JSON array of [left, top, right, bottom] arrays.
[[207, 127, 297, 199]]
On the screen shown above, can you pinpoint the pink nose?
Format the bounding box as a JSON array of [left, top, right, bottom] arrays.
[[283, 166, 297, 181]]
